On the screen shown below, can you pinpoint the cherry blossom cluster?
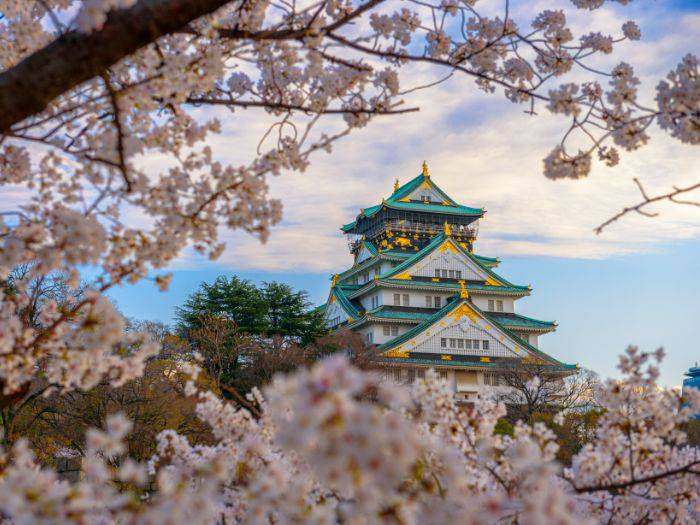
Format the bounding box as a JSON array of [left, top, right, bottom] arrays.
[[0, 347, 697, 524], [0, 0, 694, 393]]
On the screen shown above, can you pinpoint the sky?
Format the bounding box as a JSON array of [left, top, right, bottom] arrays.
[[23, 0, 700, 387]]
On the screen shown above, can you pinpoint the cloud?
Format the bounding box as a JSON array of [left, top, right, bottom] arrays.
[[196, 1, 700, 273]]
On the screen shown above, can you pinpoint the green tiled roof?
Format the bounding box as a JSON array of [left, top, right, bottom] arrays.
[[361, 306, 434, 322], [345, 279, 530, 301], [376, 297, 565, 366], [382, 232, 527, 290], [331, 285, 361, 318], [340, 171, 483, 233], [473, 254, 499, 268], [487, 313, 556, 331], [377, 299, 460, 350]]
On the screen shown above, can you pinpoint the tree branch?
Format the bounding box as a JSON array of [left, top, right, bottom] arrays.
[[573, 460, 700, 494], [0, 0, 233, 132], [186, 97, 419, 115], [595, 178, 700, 234]]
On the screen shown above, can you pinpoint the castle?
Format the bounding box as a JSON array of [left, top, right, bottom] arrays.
[[321, 162, 574, 401]]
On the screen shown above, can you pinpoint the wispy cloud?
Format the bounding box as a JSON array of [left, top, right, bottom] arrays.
[[201, 2, 700, 273]]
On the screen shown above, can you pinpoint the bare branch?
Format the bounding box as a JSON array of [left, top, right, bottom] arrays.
[[595, 178, 700, 234]]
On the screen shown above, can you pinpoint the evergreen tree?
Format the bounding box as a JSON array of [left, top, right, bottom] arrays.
[[175, 276, 327, 344]]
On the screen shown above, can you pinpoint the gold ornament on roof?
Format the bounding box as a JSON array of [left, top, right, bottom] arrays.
[[422, 160, 430, 177], [444, 221, 451, 236], [331, 274, 339, 288], [459, 280, 469, 299], [394, 178, 399, 192]]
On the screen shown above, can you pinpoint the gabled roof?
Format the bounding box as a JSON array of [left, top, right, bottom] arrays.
[[382, 232, 525, 289], [487, 312, 557, 333], [340, 169, 484, 233], [377, 297, 567, 367], [325, 283, 362, 319]]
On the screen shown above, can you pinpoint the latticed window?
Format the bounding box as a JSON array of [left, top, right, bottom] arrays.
[[383, 326, 390, 336], [425, 295, 432, 307], [407, 369, 416, 383], [483, 340, 489, 350], [488, 299, 495, 311], [394, 293, 401, 306], [438, 370, 448, 381], [497, 300, 504, 312], [440, 338, 447, 348], [391, 326, 398, 336], [434, 296, 441, 308], [402, 294, 409, 306]]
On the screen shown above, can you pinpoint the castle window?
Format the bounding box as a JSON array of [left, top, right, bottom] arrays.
[[448, 270, 455, 278], [383, 326, 390, 336], [438, 370, 448, 381], [488, 299, 495, 311], [417, 370, 425, 379], [402, 294, 409, 306], [394, 293, 401, 306], [407, 369, 416, 383], [456, 270, 462, 279], [435, 269, 440, 278], [496, 300, 504, 312], [449, 338, 456, 348], [425, 295, 432, 308], [434, 296, 441, 308], [457, 339, 464, 349], [367, 332, 373, 343], [472, 339, 480, 350], [483, 340, 489, 350], [441, 269, 448, 278], [465, 339, 471, 349], [392, 369, 402, 382], [391, 326, 398, 336], [440, 338, 447, 348]]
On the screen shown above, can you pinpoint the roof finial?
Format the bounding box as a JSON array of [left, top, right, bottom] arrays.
[[444, 221, 451, 236], [422, 160, 429, 177], [459, 280, 469, 299], [394, 178, 399, 192], [331, 274, 339, 288]]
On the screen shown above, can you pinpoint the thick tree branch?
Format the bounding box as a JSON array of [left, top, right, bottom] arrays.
[[0, 0, 233, 132]]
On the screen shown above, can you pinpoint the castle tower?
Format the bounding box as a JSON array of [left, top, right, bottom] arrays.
[[321, 163, 575, 402]]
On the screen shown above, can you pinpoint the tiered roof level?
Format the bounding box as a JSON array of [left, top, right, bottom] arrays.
[[321, 162, 575, 403]]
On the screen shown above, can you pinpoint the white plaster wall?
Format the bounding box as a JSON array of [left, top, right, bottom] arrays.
[[372, 322, 413, 344], [359, 292, 383, 311], [413, 321, 519, 358], [413, 251, 484, 280], [379, 289, 456, 308], [471, 295, 515, 313]]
